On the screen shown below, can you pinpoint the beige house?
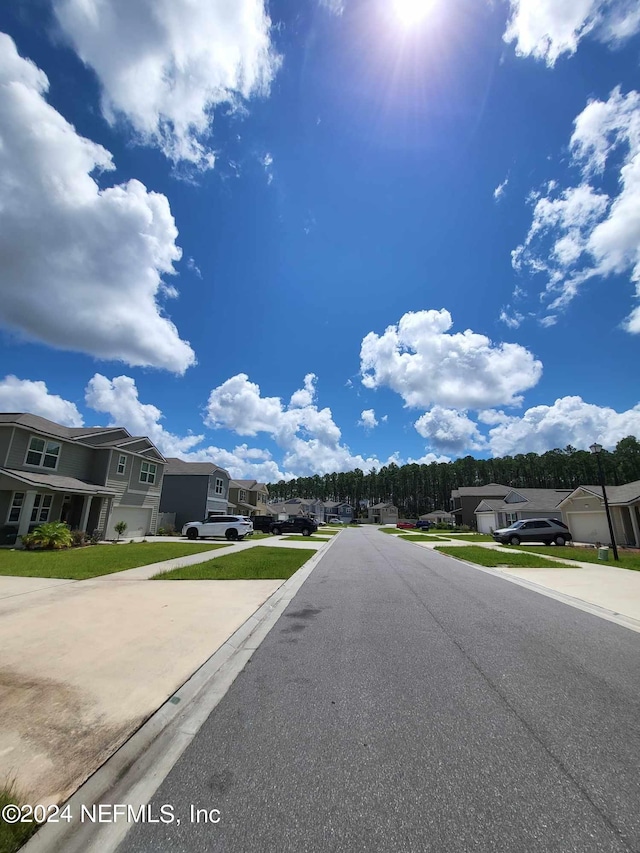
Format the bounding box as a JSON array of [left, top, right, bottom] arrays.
[[558, 481, 640, 547], [420, 510, 455, 525], [367, 502, 398, 524], [228, 480, 270, 516]]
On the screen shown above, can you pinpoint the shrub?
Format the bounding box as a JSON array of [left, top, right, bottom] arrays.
[[90, 528, 103, 545], [30, 521, 73, 550], [71, 529, 87, 547], [157, 527, 166, 536], [20, 532, 38, 550]]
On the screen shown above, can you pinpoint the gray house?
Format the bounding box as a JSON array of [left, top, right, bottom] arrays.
[[474, 488, 572, 533], [0, 413, 166, 544], [450, 484, 511, 528], [159, 458, 231, 531], [323, 501, 354, 523]]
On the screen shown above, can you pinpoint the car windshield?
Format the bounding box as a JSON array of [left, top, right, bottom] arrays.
[[506, 521, 525, 529]]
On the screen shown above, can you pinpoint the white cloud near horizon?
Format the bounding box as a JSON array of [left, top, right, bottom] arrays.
[[205, 373, 395, 476], [53, 0, 280, 169], [0, 376, 83, 427], [504, 0, 640, 66], [487, 395, 640, 456], [513, 88, 640, 333], [0, 33, 195, 373], [414, 407, 487, 454], [359, 309, 543, 410]]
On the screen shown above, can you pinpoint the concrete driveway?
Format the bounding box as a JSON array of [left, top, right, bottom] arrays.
[[0, 536, 329, 804]]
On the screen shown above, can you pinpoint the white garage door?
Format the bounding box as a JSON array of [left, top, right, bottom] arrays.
[[108, 507, 152, 539], [566, 512, 610, 545], [476, 514, 494, 534]]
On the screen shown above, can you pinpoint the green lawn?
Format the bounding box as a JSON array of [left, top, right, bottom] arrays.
[[398, 534, 452, 542], [440, 533, 494, 542], [514, 545, 640, 571], [152, 546, 316, 580], [435, 545, 574, 569], [0, 543, 229, 580], [282, 535, 327, 542], [379, 527, 407, 534]]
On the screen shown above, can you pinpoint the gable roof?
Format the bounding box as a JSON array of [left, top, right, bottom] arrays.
[[451, 483, 511, 498], [164, 457, 229, 476], [558, 481, 640, 507], [0, 413, 166, 462]]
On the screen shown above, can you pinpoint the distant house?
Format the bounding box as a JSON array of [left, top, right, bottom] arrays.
[[474, 488, 571, 533], [450, 484, 511, 528], [228, 480, 270, 517], [267, 498, 328, 522], [0, 413, 165, 544], [558, 481, 640, 547], [419, 510, 455, 525], [366, 502, 398, 524], [323, 501, 353, 523], [159, 458, 230, 531]]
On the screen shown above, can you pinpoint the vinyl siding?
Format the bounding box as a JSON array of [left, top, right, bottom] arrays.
[[6, 428, 94, 480], [0, 427, 13, 467], [160, 475, 208, 530], [104, 456, 164, 535]]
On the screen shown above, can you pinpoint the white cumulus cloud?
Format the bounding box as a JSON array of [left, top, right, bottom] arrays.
[[359, 309, 542, 410], [514, 88, 640, 332], [53, 0, 280, 168], [487, 395, 640, 456], [414, 407, 487, 454], [358, 409, 379, 430], [504, 0, 640, 66], [0, 33, 195, 373], [494, 177, 509, 200], [85, 374, 203, 456], [0, 375, 83, 426]]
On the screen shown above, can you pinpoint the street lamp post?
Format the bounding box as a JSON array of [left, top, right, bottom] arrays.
[[589, 443, 619, 561]]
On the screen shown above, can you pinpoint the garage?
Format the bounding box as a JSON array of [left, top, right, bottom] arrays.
[[108, 506, 152, 539], [476, 514, 495, 534], [566, 512, 610, 545]]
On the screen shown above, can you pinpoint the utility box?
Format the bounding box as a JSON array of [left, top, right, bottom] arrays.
[[598, 547, 609, 561]]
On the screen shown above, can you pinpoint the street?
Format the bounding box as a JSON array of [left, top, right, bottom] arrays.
[[119, 526, 640, 853]]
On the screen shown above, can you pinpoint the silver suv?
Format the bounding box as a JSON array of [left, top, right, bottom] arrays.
[[493, 518, 572, 546], [182, 515, 254, 541]]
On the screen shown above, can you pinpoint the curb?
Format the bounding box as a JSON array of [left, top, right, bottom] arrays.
[[21, 533, 340, 853]]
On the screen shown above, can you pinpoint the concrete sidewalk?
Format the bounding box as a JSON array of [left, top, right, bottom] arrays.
[[0, 536, 332, 804]]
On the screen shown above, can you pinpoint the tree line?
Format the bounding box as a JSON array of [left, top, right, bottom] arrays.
[[267, 436, 640, 518]]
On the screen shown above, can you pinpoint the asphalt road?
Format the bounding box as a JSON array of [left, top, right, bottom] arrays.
[[119, 526, 640, 853]]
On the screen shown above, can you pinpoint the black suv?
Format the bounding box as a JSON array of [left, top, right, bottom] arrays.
[[493, 518, 572, 546], [270, 517, 318, 536]]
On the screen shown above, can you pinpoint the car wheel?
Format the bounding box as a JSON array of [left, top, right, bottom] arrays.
[[186, 528, 199, 540], [272, 527, 282, 535], [226, 529, 239, 541], [554, 535, 566, 546], [302, 528, 311, 536], [509, 535, 521, 546]]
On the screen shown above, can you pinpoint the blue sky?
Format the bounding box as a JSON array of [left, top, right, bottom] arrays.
[[1, 0, 639, 481]]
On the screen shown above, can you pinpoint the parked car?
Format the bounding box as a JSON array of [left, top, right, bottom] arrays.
[[328, 517, 343, 524], [492, 518, 572, 546], [396, 521, 416, 529], [250, 515, 275, 533], [270, 517, 318, 536], [182, 515, 254, 541], [415, 520, 433, 530]]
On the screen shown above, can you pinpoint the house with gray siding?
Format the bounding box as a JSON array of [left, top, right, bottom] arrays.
[[474, 488, 572, 533], [0, 413, 166, 544], [159, 458, 230, 531]]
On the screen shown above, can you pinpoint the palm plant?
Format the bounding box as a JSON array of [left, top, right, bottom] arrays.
[[29, 521, 73, 550]]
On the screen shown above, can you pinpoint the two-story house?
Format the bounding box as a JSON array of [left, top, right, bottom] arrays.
[[0, 413, 166, 545], [228, 480, 270, 516], [159, 458, 231, 530], [450, 483, 511, 528]]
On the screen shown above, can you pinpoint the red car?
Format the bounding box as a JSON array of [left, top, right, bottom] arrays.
[[396, 521, 416, 529]]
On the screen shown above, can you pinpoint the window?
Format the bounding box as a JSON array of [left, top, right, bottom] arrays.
[[31, 494, 52, 523], [8, 492, 24, 523], [139, 461, 157, 484], [8, 492, 52, 524], [215, 477, 224, 495], [505, 512, 518, 526], [25, 436, 61, 469], [117, 455, 127, 475], [239, 489, 246, 501]]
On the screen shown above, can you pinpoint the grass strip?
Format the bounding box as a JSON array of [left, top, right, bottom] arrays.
[[439, 533, 494, 542], [398, 534, 452, 542], [282, 536, 327, 542], [514, 545, 640, 572], [0, 783, 38, 853], [0, 543, 228, 580], [152, 546, 316, 580], [435, 545, 574, 569]]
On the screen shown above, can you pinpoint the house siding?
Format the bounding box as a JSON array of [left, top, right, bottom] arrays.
[[6, 428, 94, 480], [0, 427, 13, 467], [160, 475, 209, 530]]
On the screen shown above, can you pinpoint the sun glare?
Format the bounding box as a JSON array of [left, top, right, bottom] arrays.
[[393, 0, 435, 27]]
